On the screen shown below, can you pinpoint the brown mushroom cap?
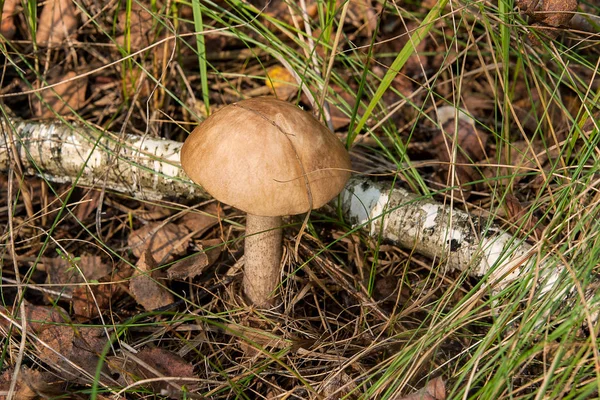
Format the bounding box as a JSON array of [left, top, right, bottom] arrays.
[[181, 97, 351, 217]]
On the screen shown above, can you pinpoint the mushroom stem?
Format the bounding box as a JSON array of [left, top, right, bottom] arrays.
[[243, 214, 283, 307]]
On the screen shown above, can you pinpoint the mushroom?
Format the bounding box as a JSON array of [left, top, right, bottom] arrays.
[[180, 97, 351, 307]]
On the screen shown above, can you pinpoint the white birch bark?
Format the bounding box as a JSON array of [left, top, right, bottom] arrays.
[[0, 118, 206, 201], [0, 117, 587, 322]]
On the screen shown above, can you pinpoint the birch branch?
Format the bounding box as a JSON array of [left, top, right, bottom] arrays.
[[0, 117, 592, 325], [0, 118, 206, 201]]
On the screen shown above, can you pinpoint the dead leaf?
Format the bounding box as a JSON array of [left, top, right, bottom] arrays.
[[227, 323, 292, 353], [75, 190, 102, 221], [0, 0, 19, 39], [431, 107, 488, 197], [79, 254, 112, 280], [72, 280, 118, 319], [0, 368, 36, 400], [108, 348, 197, 399], [503, 194, 544, 240], [128, 222, 190, 264], [390, 377, 445, 400], [0, 367, 66, 400], [483, 140, 556, 187], [35, 70, 88, 118], [129, 248, 174, 311], [178, 203, 220, 238], [38, 253, 110, 298], [116, 2, 154, 51], [0, 303, 69, 334], [319, 370, 360, 399], [72, 264, 129, 318], [136, 203, 174, 221], [516, 0, 578, 42], [517, 0, 578, 27], [36, 0, 79, 46], [36, 322, 108, 384], [167, 238, 222, 279], [265, 65, 298, 100]]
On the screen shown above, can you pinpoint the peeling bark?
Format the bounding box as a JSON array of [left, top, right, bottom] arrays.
[[0, 118, 206, 201]]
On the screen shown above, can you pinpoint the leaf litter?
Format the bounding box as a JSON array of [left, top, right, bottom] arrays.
[[1, 0, 598, 397]]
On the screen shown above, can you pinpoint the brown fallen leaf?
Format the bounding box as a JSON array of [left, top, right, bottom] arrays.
[[0, 0, 19, 39], [36, 0, 79, 46], [116, 1, 154, 51], [431, 107, 488, 198], [0, 367, 64, 400], [178, 202, 221, 238], [35, 320, 108, 384], [128, 222, 190, 264], [503, 194, 545, 241], [35, 70, 88, 118], [74, 190, 102, 221], [136, 203, 174, 221], [167, 238, 222, 280], [516, 0, 578, 42], [108, 348, 198, 399], [72, 280, 120, 319], [265, 65, 298, 100], [129, 248, 174, 311], [483, 140, 558, 188], [0, 303, 68, 334], [73, 264, 130, 320], [319, 370, 360, 399], [391, 377, 446, 400], [38, 253, 111, 298]]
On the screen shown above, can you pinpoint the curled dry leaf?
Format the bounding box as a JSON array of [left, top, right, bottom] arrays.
[[503, 194, 545, 240], [72, 263, 129, 319], [483, 140, 558, 187], [391, 377, 446, 400], [178, 202, 220, 238], [38, 253, 111, 298], [136, 203, 173, 221], [108, 348, 198, 399], [28, 310, 109, 384], [35, 70, 88, 118], [265, 65, 298, 100], [516, 0, 578, 42], [0, 0, 19, 39], [517, 0, 578, 27], [319, 370, 360, 399], [129, 247, 174, 311], [116, 1, 154, 51], [0, 367, 65, 400], [128, 222, 190, 264], [36, 0, 79, 46], [167, 238, 222, 280], [431, 106, 488, 197], [0, 303, 67, 334]]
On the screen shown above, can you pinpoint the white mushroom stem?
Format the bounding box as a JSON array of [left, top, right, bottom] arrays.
[[243, 214, 283, 307]]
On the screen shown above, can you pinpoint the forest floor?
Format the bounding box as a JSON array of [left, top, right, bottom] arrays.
[[0, 0, 599, 399]]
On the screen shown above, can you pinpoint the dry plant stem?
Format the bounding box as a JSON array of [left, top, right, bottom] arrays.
[[243, 214, 283, 307]]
